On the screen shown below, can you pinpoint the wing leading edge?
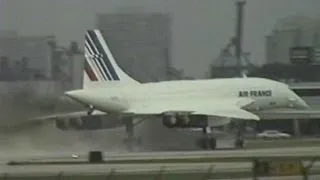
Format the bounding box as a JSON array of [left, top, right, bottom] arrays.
[[28, 110, 107, 121], [9, 98, 258, 131]]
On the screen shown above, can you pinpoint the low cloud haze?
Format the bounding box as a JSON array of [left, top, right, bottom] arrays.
[[1, 0, 320, 77]]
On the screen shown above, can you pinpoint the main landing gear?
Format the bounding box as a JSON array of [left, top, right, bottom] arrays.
[[123, 117, 141, 151], [197, 126, 217, 150], [234, 135, 244, 149], [234, 121, 245, 149]]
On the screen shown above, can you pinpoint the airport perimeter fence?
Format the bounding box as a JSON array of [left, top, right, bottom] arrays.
[[0, 170, 249, 180], [1, 165, 319, 180]]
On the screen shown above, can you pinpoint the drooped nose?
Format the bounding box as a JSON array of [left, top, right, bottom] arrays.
[[288, 90, 310, 109], [64, 89, 90, 104]]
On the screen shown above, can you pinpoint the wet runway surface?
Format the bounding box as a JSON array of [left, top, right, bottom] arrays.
[[0, 119, 319, 179], [0, 146, 320, 176]]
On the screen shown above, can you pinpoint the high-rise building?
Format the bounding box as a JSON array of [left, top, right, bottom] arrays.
[[96, 12, 172, 82]]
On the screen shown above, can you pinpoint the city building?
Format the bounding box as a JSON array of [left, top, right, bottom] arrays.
[[248, 16, 320, 136], [0, 32, 82, 97], [265, 16, 320, 65], [0, 34, 55, 80], [96, 12, 172, 82]]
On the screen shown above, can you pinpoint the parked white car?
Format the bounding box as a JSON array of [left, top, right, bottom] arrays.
[[257, 130, 291, 139]]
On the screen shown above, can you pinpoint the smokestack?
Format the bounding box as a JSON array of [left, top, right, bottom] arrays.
[[235, 0, 246, 69]]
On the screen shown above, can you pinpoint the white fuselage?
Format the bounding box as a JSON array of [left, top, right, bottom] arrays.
[[65, 77, 309, 114]]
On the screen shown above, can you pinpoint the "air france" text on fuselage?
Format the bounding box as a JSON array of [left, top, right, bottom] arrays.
[[239, 90, 272, 97]]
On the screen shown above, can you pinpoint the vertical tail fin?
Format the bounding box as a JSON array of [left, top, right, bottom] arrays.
[[83, 29, 139, 88]]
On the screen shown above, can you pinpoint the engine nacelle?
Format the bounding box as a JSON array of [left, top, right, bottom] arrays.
[[162, 114, 231, 128], [55, 117, 82, 130], [162, 115, 176, 128], [162, 114, 205, 128], [69, 117, 83, 129], [55, 115, 124, 131], [207, 117, 231, 127], [55, 118, 69, 130]]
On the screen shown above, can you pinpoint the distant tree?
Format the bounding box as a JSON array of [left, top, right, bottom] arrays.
[[21, 56, 29, 71], [0, 56, 9, 70]]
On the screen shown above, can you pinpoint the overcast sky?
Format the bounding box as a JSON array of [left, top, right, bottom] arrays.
[[1, 0, 320, 78]]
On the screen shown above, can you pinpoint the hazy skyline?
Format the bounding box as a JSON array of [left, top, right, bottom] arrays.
[[1, 0, 320, 77]]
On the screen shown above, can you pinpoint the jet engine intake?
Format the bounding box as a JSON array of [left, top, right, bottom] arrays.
[[55, 118, 69, 130], [162, 115, 177, 128], [176, 114, 190, 126], [162, 114, 230, 129], [162, 114, 204, 128], [69, 117, 83, 129]]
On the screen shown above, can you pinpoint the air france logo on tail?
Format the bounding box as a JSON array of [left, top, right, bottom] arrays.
[[84, 30, 120, 81]]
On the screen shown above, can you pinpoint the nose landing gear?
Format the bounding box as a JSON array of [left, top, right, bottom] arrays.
[[86, 105, 95, 116]]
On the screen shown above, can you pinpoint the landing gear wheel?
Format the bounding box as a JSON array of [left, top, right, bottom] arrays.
[[197, 137, 217, 150], [234, 138, 244, 148], [198, 138, 208, 149], [197, 126, 217, 150], [209, 137, 217, 150], [124, 137, 142, 151]]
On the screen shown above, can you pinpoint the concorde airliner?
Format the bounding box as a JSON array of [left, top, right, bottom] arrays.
[[59, 29, 309, 150]]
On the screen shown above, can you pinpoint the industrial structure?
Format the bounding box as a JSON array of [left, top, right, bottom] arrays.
[[210, 0, 256, 79]]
